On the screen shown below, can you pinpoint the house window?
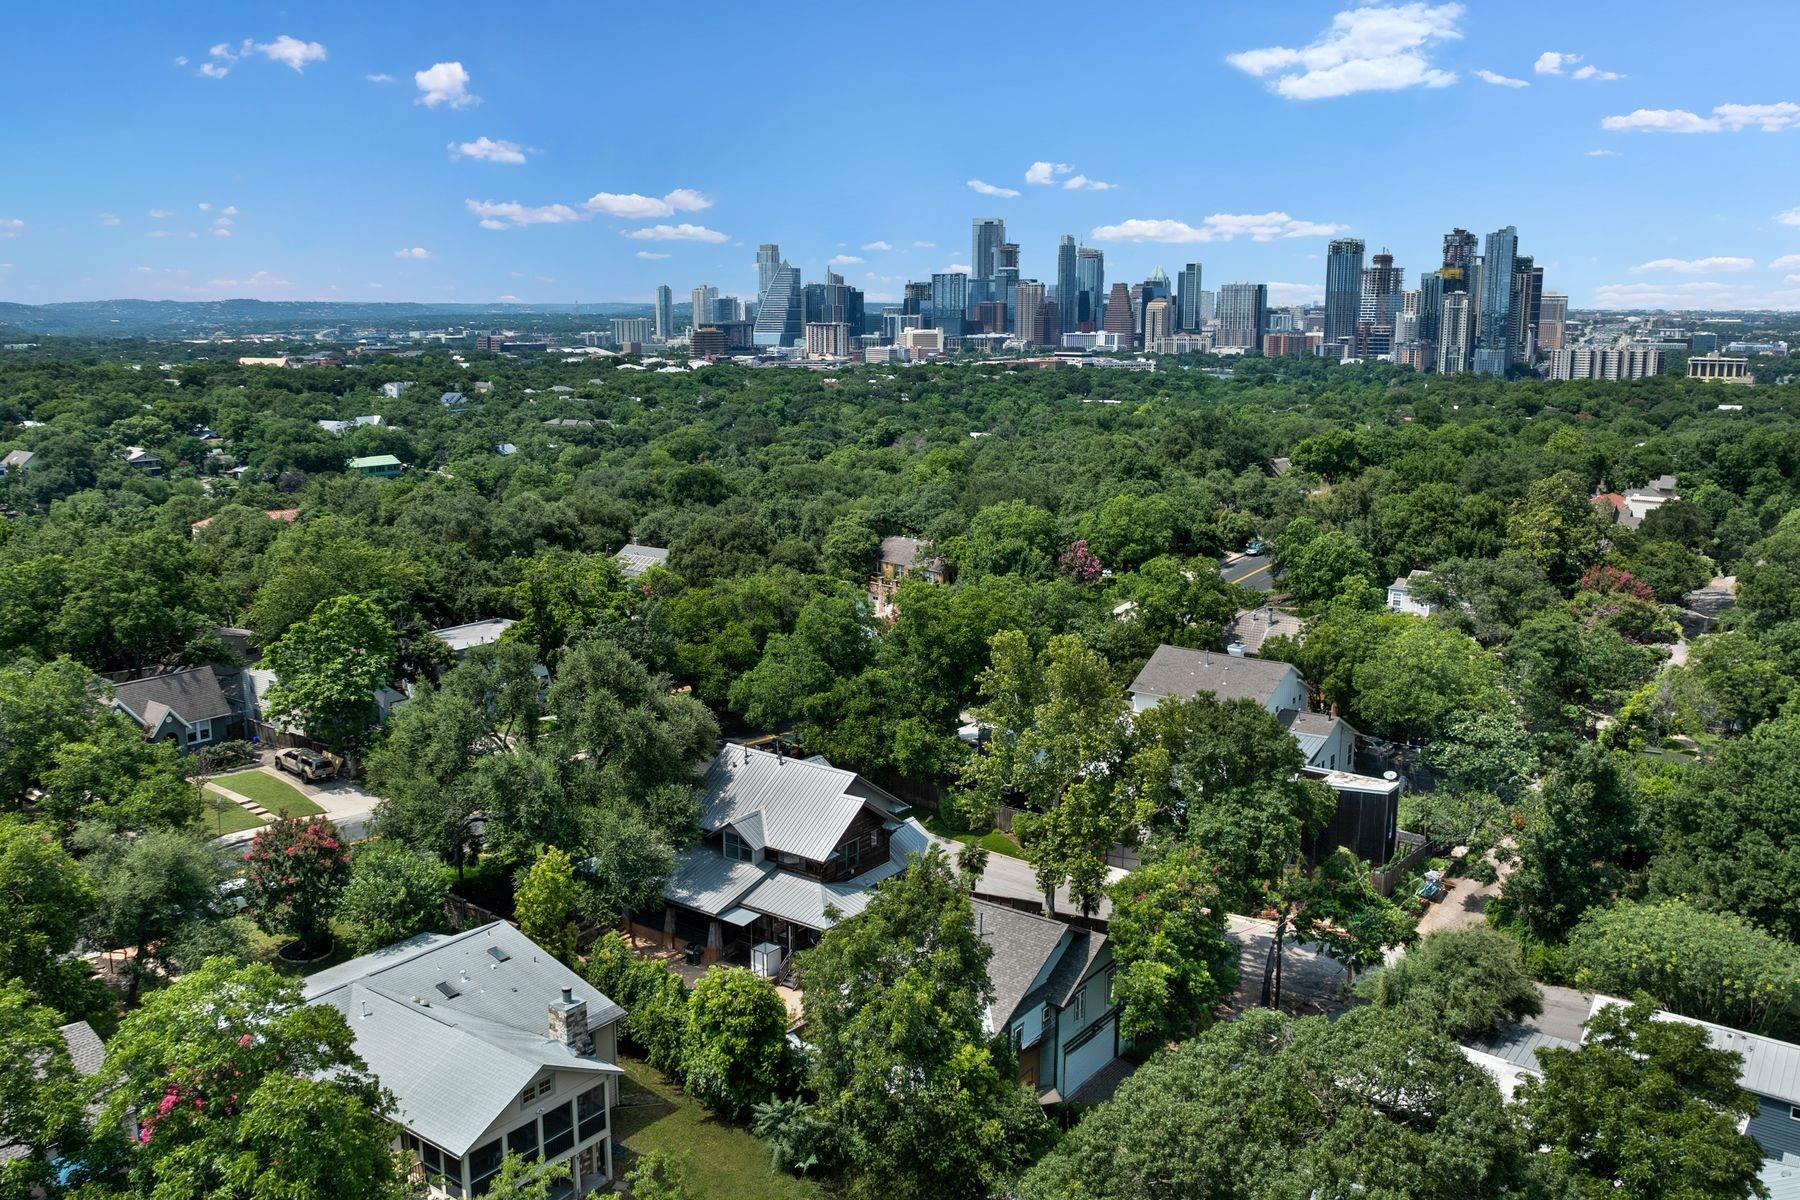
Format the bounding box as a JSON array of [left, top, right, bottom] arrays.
[[1791, 1104, 1800, 1121], [722, 830, 752, 863], [521, 1076, 554, 1106], [577, 1083, 608, 1142], [507, 1120, 540, 1160], [185, 721, 210, 745], [1072, 988, 1086, 1024], [468, 1139, 503, 1195], [542, 1100, 575, 1158], [841, 837, 862, 875]]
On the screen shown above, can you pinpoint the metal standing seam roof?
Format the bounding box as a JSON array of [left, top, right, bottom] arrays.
[[1590, 996, 1800, 1107], [302, 923, 624, 1156], [431, 618, 515, 654], [700, 746, 880, 863], [1129, 644, 1302, 707], [614, 543, 670, 577]]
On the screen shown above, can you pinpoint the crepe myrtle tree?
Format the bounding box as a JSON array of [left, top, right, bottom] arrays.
[[242, 816, 350, 956]]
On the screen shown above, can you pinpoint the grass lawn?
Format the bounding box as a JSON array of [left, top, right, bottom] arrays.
[[212, 769, 324, 817], [613, 1056, 822, 1200], [919, 812, 1021, 857], [201, 792, 266, 835]]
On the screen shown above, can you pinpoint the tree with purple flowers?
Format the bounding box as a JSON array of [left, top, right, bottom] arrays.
[[1058, 539, 1103, 583], [242, 816, 350, 956]]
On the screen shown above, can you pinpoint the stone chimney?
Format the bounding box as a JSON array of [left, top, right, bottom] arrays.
[[548, 986, 593, 1056]]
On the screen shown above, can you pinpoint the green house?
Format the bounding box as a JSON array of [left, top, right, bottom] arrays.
[[346, 454, 405, 479]]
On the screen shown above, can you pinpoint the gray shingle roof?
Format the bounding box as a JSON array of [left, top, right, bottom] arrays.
[[1129, 644, 1301, 707], [303, 923, 623, 1156], [975, 901, 1074, 1029], [110, 666, 236, 728], [877, 535, 929, 567]]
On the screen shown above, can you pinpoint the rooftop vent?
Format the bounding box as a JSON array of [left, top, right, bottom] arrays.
[[487, 945, 510, 963], [434, 981, 461, 1000]]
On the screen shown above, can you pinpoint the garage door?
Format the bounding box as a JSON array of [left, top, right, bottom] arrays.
[[1061, 1014, 1117, 1097]]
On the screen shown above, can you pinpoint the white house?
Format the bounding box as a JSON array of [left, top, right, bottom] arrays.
[[303, 922, 625, 1198], [1387, 570, 1435, 617]]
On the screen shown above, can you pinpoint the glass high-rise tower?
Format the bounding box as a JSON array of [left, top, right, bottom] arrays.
[[1075, 247, 1105, 330], [752, 264, 802, 347], [1177, 262, 1204, 331], [971, 219, 1005, 287], [654, 284, 674, 339], [1056, 236, 1078, 333], [1324, 237, 1365, 353], [1474, 226, 1517, 375], [756, 244, 781, 302]]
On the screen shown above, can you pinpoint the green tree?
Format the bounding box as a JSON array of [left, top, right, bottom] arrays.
[[1568, 900, 1800, 1038], [1518, 1000, 1765, 1200], [88, 958, 407, 1200], [1018, 1006, 1523, 1200], [37, 718, 199, 835], [1686, 629, 1791, 731], [262, 593, 397, 758], [481, 1153, 572, 1200], [1105, 848, 1239, 1044], [82, 827, 229, 1004], [0, 816, 100, 1016], [336, 840, 449, 955], [623, 1151, 699, 1200], [1282, 529, 1376, 606], [1507, 469, 1608, 585], [584, 931, 689, 1075], [796, 847, 1054, 1200], [1351, 618, 1504, 740], [681, 967, 790, 1119], [0, 981, 92, 1197], [241, 816, 350, 955], [1355, 926, 1543, 1038], [514, 846, 582, 963], [1501, 746, 1637, 941]]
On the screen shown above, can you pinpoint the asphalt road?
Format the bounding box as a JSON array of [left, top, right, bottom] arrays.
[[1220, 552, 1275, 592]]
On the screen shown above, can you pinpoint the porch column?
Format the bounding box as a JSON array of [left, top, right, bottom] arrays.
[[662, 907, 677, 949]]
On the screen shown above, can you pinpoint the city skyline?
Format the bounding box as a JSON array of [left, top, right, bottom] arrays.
[[2, 2, 1799, 309]]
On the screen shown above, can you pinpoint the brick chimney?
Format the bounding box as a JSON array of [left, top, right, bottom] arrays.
[[548, 986, 593, 1055]]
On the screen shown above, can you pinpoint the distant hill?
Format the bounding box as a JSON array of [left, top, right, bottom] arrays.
[[0, 299, 653, 337]]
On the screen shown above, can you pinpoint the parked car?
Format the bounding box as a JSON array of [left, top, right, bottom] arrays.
[[273, 747, 334, 782]]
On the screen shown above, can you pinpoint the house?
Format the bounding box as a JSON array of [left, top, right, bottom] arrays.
[[1463, 991, 1800, 1198], [495, 443, 518, 457], [122, 446, 163, 474], [432, 618, 515, 657], [1386, 570, 1435, 617], [976, 899, 1121, 1102], [108, 666, 244, 749], [1223, 605, 1305, 655], [869, 536, 947, 620], [317, 415, 383, 435], [440, 391, 468, 407], [1128, 645, 1401, 866], [379, 381, 413, 398], [1619, 474, 1679, 530], [0, 449, 36, 476], [240, 664, 408, 742], [614, 543, 669, 578], [347, 454, 406, 479], [0, 1019, 104, 1175], [648, 746, 932, 971], [303, 923, 625, 1198]]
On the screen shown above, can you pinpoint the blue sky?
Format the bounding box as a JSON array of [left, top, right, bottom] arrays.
[[2, 1, 1798, 309]]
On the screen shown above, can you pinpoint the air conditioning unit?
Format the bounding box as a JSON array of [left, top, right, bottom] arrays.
[[751, 942, 784, 979]]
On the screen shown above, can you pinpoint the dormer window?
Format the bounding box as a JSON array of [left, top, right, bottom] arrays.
[[722, 830, 752, 864]]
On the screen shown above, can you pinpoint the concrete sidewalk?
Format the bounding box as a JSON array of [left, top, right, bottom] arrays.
[[210, 760, 382, 846]]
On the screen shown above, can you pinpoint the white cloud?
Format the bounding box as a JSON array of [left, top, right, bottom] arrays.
[[212, 228, 231, 238], [1227, 3, 1462, 100], [913, 241, 936, 249], [1586, 148, 1622, 157], [1631, 256, 1755, 274], [98, 213, 121, 227], [206, 270, 292, 291], [0, 218, 22, 237], [366, 72, 395, 84], [173, 56, 187, 67], [254, 35, 326, 72], [583, 189, 711, 218], [634, 251, 671, 260], [1572, 64, 1621, 81], [199, 61, 230, 79], [1591, 279, 1800, 309], [829, 254, 863, 266], [1269, 281, 1326, 305], [449, 137, 527, 164], [1090, 212, 1346, 244], [1475, 69, 1528, 88], [1603, 102, 1800, 134], [222, 205, 238, 216], [1534, 51, 1577, 75], [1780, 207, 1800, 227], [1063, 174, 1115, 190], [620, 224, 729, 243], [198, 202, 212, 212], [415, 61, 476, 108], [1026, 161, 1072, 185], [860, 240, 894, 251], [967, 179, 1021, 198], [394, 247, 431, 259], [940, 263, 971, 275], [1787, 275, 1800, 284], [465, 199, 585, 229], [1769, 255, 1800, 270]]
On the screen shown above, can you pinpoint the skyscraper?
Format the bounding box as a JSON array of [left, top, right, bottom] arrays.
[[1440, 229, 1478, 291], [1417, 271, 1445, 351], [1325, 237, 1366, 354], [1143, 297, 1175, 346], [1177, 262, 1205, 331], [1539, 293, 1568, 350], [930, 271, 968, 334], [1015, 280, 1049, 344], [1474, 226, 1518, 375], [1075, 246, 1105, 330], [1509, 257, 1544, 364], [1056, 236, 1078, 333], [971, 219, 1005, 287], [1357, 252, 1404, 357], [1437, 292, 1475, 374], [654, 284, 674, 339], [756, 245, 781, 301], [1217, 282, 1268, 350], [751, 264, 802, 347], [689, 284, 717, 330], [1101, 283, 1135, 343]]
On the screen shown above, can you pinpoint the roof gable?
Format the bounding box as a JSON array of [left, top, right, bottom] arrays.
[[701, 745, 883, 862], [1130, 644, 1302, 707], [111, 666, 235, 728]]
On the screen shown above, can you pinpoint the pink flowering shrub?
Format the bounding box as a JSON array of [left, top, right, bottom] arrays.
[[242, 817, 349, 954]]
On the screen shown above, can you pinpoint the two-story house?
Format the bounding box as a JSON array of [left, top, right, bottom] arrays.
[[976, 899, 1122, 1103], [868, 536, 946, 620], [108, 666, 245, 750], [1127, 644, 1404, 868], [303, 922, 625, 1198], [649, 745, 932, 973]]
